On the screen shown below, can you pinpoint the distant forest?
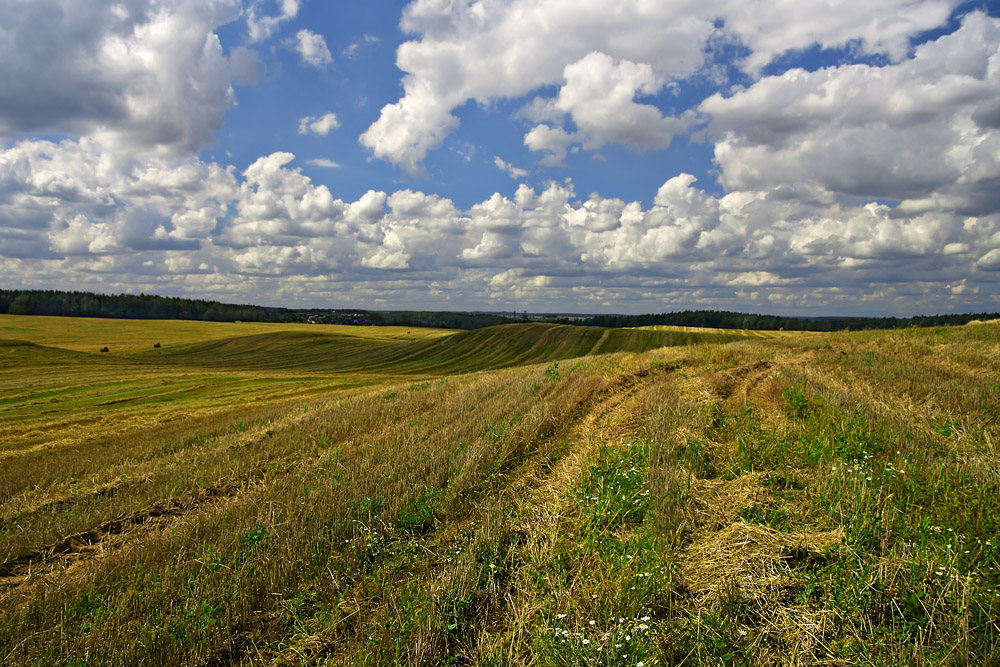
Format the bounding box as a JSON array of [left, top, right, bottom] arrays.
[[0, 289, 293, 323], [1, 289, 997, 332], [0, 290, 517, 330], [564, 310, 1000, 332]]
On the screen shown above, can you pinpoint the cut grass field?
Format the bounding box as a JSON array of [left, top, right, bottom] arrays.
[[632, 325, 801, 337], [0, 314, 453, 353], [0, 315, 998, 665]]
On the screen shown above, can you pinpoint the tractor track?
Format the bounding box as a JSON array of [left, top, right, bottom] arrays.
[[0, 481, 246, 590]]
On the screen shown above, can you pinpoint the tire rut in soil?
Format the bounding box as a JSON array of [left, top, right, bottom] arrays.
[[266, 367, 666, 666], [0, 481, 243, 587]]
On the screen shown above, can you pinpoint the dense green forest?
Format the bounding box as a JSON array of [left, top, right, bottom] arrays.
[[0, 290, 519, 330], [564, 309, 1000, 331], [307, 308, 518, 329], [1, 289, 995, 332], [0, 289, 292, 323]]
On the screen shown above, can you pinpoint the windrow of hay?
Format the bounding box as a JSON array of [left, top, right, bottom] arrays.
[[706, 360, 774, 400], [678, 521, 844, 607], [684, 472, 770, 531], [677, 520, 846, 662]]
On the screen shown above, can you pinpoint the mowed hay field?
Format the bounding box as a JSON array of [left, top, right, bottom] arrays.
[[0, 316, 998, 666]]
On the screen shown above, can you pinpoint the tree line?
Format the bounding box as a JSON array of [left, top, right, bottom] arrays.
[[559, 309, 1000, 332], [0, 289, 294, 323], [0, 290, 521, 330], [1, 289, 995, 332]]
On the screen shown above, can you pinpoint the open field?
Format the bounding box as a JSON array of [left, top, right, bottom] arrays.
[[0, 314, 454, 353], [632, 325, 802, 337], [1, 317, 998, 665]]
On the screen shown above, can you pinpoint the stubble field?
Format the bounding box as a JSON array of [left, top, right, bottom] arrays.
[[0, 314, 998, 666]]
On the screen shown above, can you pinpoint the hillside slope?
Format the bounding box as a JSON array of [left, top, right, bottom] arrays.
[[1, 322, 997, 665], [146, 322, 750, 374]]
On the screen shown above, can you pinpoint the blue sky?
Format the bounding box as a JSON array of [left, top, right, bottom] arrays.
[[1, 0, 1000, 315], [203, 1, 726, 211]]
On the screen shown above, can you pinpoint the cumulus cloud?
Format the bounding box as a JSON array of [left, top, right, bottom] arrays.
[[360, 0, 962, 171], [0, 137, 237, 260], [720, 0, 957, 73], [701, 12, 1000, 212], [0, 0, 244, 155], [359, 90, 459, 175], [524, 125, 575, 167], [48, 215, 118, 256], [298, 113, 341, 136], [537, 52, 689, 152], [228, 152, 344, 247], [307, 158, 341, 168], [363, 190, 466, 270], [0, 0, 994, 313], [199, 155, 1000, 297], [978, 248, 1000, 271], [295, 29, 333, 68], [1, 141, 997, 313]]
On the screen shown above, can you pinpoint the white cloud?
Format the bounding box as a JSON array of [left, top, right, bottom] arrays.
[[362, 190, 466, 270], [524, 125, 575, 167], [360, 0, 962, 171], [359, 88, 459, 175], [701, 12, 1000, 212], [0, 0, 244, 155], [307, 159, 341, 168], [2, 140, 997, 314], [977, 248, 1000, 271], [494, 157, 528, 180], [228, 152, 344, 247], [0, 137, 237, 259], [48, 215, 118, 255], [295, 29, 333, 68], [544, 52, 688, 152], [345, 190, 388, 226], [246, 0, 300, 43], [298, 113, 341, 136], [721, 0, 958, 73]]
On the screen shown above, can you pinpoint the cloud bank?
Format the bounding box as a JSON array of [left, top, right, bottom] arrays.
[[1, 138, 996, 312]]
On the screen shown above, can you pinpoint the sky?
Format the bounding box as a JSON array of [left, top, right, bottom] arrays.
[[2, 0, 1000, 316]]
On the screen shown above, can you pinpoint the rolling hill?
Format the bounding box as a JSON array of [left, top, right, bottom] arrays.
[[1, 315, 997, 666]]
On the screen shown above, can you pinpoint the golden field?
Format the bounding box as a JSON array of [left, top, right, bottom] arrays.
[[0, 315, 998, 666]]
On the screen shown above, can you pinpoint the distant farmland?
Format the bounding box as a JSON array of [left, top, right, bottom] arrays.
[[0, 314, 997, 665]]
